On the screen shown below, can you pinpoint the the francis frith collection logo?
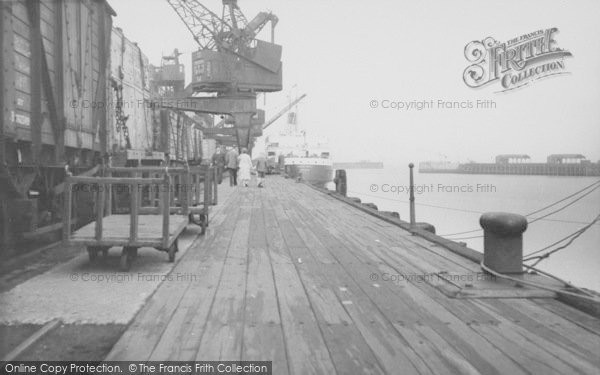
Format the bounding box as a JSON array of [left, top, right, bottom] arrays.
[[463, 28, 572, 92]]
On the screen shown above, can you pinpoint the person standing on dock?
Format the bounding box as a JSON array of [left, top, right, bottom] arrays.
[[211, 146, 226, 184], [238, 148, 253, 188], [255, 153, 267, 188], [225, 147, 239, 186]]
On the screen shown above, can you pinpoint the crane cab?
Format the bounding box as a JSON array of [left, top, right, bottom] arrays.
[[190, 41, 282, 94]]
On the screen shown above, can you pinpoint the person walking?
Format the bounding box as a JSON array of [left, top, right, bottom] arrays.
[[211, 146, 226, 184], [237, 148, 253, 187], [255, 153, 267, 188], [225, 147, 239, 186]]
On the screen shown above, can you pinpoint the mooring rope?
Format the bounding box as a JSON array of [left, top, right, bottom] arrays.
[[523, 213, 600, 266], [439, 179, 600, 237]]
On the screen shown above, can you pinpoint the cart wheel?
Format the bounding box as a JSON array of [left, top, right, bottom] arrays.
[[120, 247, 135, 271], [168, 240, 178, 263], [199, 213, 208, 235], [87, 247, 99, 263]]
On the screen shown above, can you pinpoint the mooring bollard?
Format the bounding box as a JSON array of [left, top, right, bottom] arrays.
[[408, 163, 416, 227], [363, 202, 378, 210], [480, 212, 528, 274], [413, 222, 436, 234], [334, 169, 347, 196]]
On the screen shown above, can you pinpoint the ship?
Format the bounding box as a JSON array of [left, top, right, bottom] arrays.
[[333, 160, 384, 169], [418, 160, 461, 173], [420, 154, 600, 176], [264, 113, 333, 187]]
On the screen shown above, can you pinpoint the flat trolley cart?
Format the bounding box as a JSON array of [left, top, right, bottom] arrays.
[[62, 166, 215, 271], [105, 165, 216, 234]]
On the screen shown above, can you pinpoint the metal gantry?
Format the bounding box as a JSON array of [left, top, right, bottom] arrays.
[[163, 0, 283, 150]]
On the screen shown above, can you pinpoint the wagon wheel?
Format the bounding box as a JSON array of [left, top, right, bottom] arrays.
[[87, 247, 99, 263], [168, 240, 178, 263], [120, 247, 136, 271]]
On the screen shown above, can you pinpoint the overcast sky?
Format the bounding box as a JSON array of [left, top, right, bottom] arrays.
[[110, 0, 600, 164]]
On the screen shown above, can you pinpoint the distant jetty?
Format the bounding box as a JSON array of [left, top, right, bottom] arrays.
[[419, 154, 600, 176], [333, 161, 384, 169]]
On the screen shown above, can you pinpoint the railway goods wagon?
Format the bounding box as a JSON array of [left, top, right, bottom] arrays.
[[109, 29, 206, 166], [1, 0, 115, 252], [108, 26, 166, 167], [163, 110, 206, 164], [109, 26, 154, 154], [0, 1, 207, 253]]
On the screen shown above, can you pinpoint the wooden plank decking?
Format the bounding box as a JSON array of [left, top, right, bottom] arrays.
[[106, 177, 600, 374], [70, 215, 188, 248]]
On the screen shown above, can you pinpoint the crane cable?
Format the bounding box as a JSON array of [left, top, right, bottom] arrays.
[[439, 179, 600, 237]]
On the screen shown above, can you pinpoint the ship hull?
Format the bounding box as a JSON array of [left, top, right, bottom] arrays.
[[286, 164, 333, 187], [333, 162, 383, 169]]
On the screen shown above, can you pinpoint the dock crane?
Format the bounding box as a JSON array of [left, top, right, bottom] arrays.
[[161, 0, 282, 150], [203, 93, 307, 141], [262, 94, 307, 130]]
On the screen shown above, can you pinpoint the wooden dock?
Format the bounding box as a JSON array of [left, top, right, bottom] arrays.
[[107, 177, 600, 374]]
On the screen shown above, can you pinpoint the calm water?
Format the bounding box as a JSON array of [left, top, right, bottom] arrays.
[[328, 167, 600, 291]]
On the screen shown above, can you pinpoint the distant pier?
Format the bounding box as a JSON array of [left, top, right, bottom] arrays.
[[420, 154, 600, 176]]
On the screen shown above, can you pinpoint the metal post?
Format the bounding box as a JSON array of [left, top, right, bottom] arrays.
[[409, 163, 416, 227], [334, 170, 347, 196]]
